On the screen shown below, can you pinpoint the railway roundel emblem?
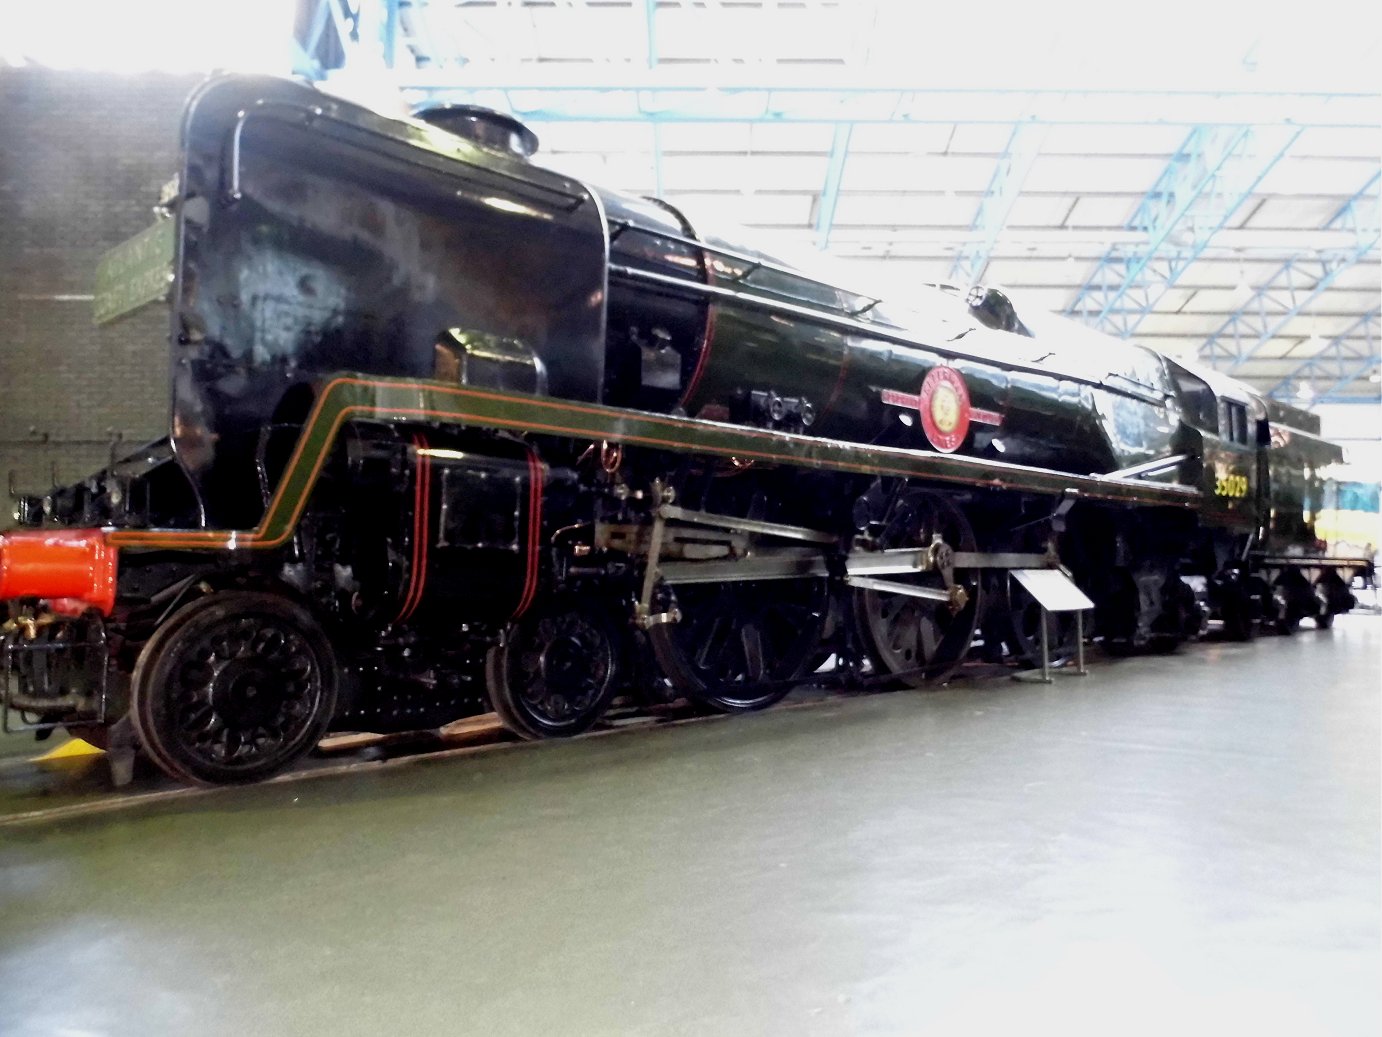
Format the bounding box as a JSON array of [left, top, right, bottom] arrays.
[[879, 367, 1003, 453], [919, 366, 971, 453]]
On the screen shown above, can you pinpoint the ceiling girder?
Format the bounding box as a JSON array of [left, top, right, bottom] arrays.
[[1067, 124, 1301, 337], [1202, 173, 1381, 375], [950, 122, 1045, 287], [1265, 309, 1380, 402]]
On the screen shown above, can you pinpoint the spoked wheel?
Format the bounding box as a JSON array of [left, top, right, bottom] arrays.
[[850, 491, 982, 688], [486, 597, 618, 739], [130, 591, 338, 785], [648, 578, 829, 712], [1217, 573, 1260, 642]]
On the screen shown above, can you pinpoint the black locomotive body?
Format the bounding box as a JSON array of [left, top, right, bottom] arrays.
[[0, 76, 1365, 785]]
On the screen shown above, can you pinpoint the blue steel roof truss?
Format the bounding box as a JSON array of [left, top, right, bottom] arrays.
[[950, 122, 1045, 288], [1066, 125, 1302, 337], [1266, 309, 1381, 403], [1203, 172, 1381, 379]]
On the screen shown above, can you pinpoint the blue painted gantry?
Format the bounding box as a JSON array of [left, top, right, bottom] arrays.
[[1265, 308, 1381, 403], [1066, 125, 1302, 337], [1202, 171, 1380, 399], [950, 122, 1044, 287]]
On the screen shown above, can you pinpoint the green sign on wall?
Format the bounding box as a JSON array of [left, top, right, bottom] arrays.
[[93, 219, 176, 325]]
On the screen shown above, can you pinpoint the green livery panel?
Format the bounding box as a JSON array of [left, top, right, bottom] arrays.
[[109, 374, 1199, 553]]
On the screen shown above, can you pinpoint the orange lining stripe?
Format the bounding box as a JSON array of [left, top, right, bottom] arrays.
[[392, 433, 430, 624], [677, 247, 718, 411], [108, 375, 1199, 552], [412, 441, 432, 618], [510, 449, 544, 620]]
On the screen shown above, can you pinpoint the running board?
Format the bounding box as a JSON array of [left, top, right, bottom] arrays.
[[1103, 454, 1190, 480], [658, 548, 1054, 585]]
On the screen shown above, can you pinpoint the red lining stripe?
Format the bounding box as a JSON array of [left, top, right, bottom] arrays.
[[408, 439, 432, 620], [510, 449, 544, 619], [114, 396, 1196, 552], [677, 243, 718, 412], [107, 375, 1199, 552], [392, 433, 429, 624]]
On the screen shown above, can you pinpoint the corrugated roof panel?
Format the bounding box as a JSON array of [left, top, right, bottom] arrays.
[[1003, 194, 1079, 227], [1289, 126, 1382, 159], [945, 124, 1027, 154], [1272, 313, 1374, 341], [669, 192, 815, 227], [1023, 155, 1173, 193], [832, 193, 976, 227], [1240, 196, 1355, 229], [1040, 124, 1190, 155], [1325, 264, 1382, 291], [839, 154, 997, 193], [661, 153, 826, 192], [1254, 157, 1382, 196], [1136, 313, 1234, 335], [847, 124, 957, 155], [1062, 196, 1137, 228]]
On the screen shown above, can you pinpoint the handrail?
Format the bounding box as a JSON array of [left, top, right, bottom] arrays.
[[225, 100, 588, 213], [608, 219, 884, 317]]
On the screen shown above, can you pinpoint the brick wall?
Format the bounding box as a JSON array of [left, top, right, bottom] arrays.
[[0, 69, 200, 528]]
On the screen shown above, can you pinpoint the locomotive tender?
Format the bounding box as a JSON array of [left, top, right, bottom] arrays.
[[0, 76, 1362, 785]]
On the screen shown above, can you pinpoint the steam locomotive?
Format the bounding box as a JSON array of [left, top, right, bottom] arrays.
[[0, 75, 1365, 785]]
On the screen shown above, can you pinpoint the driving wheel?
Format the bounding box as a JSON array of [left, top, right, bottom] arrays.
[[649, 578, 828, 712], [850, 490, 982, 688]]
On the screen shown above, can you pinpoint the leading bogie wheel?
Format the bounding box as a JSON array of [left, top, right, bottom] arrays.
[[1272, 570, 1312, 635], [130, 590, 338, 785]]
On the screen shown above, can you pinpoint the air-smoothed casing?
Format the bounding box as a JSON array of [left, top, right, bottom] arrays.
[[168, 76, 607, 531]]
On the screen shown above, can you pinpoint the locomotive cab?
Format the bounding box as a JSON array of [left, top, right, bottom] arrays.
[[1164, 359, 1260, 529]]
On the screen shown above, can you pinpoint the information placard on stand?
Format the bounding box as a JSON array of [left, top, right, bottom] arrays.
[[1010, 569, 1094, 684]]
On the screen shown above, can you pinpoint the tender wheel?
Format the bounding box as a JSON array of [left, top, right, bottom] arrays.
[[850, 490, 982, 688], [1272, 570, 1312, 635], [649, 578, 828, 712], [486, 597, 618, 739], [1312, 572, 1352, 629], [130, 591, 338, 785], [1219, 581, 1257, 641]]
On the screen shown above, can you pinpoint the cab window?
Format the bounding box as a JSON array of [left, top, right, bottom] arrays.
[[1167, 363, 1217, 432], [1220, 400, 1249, 445]]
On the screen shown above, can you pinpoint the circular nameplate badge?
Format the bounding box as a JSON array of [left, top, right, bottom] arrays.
[[919, 366, 971, 453]]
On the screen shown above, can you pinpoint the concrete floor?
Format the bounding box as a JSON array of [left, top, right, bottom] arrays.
[[1, 618, 1378, 1036]]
